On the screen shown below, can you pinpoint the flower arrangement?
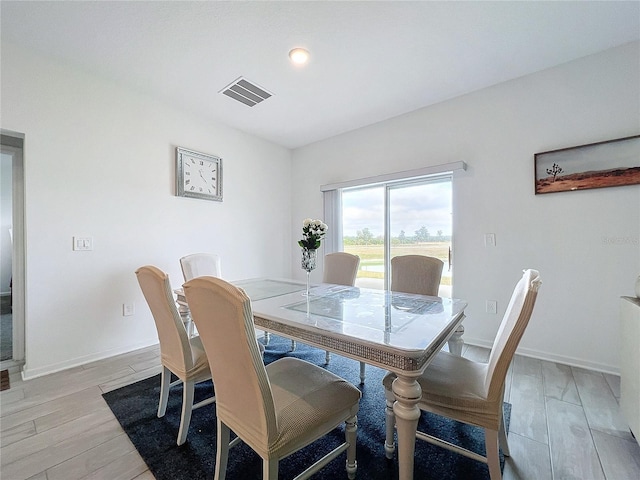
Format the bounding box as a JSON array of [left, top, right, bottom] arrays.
[[298, 218, 328, 250]]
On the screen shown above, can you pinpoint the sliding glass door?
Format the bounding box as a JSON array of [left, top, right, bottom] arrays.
[[341, 176, 452, 296]]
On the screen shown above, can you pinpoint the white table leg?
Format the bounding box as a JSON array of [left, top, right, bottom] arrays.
[[447, 324, 464, 356], [177, 302, 190, 323], [177, 302, 195, 337], [384, 387, 397, 459], [391, 375, 422, 480]]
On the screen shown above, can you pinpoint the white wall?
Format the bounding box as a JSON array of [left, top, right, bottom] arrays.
[[291, 42, 640, 374], [1, 42, 293, 378]]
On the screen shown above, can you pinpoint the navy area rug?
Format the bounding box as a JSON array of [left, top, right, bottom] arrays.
[[103, 336, 509, 479]]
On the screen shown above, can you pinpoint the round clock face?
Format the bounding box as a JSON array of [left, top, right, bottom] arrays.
[[176, 148, 223, 201]]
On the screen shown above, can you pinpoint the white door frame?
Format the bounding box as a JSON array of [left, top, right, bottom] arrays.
[[1, 130, 26, 370]]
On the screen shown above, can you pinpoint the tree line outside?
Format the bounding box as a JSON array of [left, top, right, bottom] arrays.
[[342, 226, 451, 286], [343, 226, 451, 246]]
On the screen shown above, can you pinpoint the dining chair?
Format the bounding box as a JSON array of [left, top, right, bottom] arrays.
[[382, 268, 542, 480], [135, 265, 216, 446], [320, 252, 364, 380], [184, 275, 362, 480], [180, 252, 268, 347], [346, 254, 445, 385], [180, 252, 222, 281], [390, 254, 465, 354], [289, 252, 362, 357], [323, 252, 361, 286], [390, 254, 444, 296]]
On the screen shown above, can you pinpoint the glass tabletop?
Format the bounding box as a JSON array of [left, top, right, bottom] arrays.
[[283, 287, 446, 335], [234, 278, 306, 301], [247, 280, 466, 353], [179, 278, 466, 371]]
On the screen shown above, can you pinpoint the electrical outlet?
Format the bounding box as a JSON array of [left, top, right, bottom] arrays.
[[486, 300, 497, 314], [123, 303, 135, 316]]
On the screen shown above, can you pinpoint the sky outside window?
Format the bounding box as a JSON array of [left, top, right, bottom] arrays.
[[342, 182, 451, 239]]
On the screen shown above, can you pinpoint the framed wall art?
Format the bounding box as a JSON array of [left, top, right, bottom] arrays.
[[534, 135, 640, 194]]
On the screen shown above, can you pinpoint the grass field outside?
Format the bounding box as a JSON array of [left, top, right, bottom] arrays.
[[344, 242, 452, 286]]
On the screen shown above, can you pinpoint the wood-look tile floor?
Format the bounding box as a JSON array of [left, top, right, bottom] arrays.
[[1, 343, 639, 480]]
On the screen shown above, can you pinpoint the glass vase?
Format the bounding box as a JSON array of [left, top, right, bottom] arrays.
[[301, 248, 317, 296]]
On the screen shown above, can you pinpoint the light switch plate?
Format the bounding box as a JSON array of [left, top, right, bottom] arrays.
[[123, 303, 135, 316], [484, 233, 496, 247], [73, 236, 93, 251], [486, 300, 498, 314]]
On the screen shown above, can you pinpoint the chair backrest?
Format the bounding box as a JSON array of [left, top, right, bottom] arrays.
[[135, 265, 195, 373], [484, 269, 542, 400], [390, 255, 444, 296], [183, 276, 276, 448], [323, 252, 360, 286], [180, 253, 222, 282]]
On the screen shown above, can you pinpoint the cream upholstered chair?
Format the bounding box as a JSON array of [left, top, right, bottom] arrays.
[[389, 254, 465, 354], [135, 265, 215, 446], [383, 269, 542, 480], [184, 275, 361, 480], [323, 252, 361, 287], [320, 252, 367, 380], [390, 254, 444, 296], [180, 253, 222, 281], [289, 252, 362, 357]]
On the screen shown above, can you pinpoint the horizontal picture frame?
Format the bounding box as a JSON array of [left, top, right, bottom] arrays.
[[534, 135, 640, 194]]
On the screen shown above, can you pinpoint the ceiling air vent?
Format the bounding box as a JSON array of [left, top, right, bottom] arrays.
[[220, 77, 273, 107]]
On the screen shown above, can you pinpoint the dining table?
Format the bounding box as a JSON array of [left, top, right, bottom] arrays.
[[176, 277, 467, 480]]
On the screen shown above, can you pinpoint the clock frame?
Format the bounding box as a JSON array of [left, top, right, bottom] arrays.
[[176, 147, 223, 202]]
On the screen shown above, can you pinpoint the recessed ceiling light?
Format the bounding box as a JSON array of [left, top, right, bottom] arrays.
[[289, 48, 310, 65]]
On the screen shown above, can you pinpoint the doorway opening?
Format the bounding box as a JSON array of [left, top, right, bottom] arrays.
[[1, 131, 25, 373]]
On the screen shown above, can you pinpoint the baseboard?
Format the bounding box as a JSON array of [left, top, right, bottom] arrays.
[[21, 340, 159, 380], [463, 337, 620, 376]]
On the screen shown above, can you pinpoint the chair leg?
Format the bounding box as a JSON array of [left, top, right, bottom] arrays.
[[177, 380, 195, 445], [263, 457, 278, 480], [359, 362, 366, 384], [157, 366, 171, 418], [325, 350, 331, 364], [499, 411, 510, 457], [291, 340, 297, 351], [485, 429, 502, 480], [215, 419, 230, 480], [264, 331, 270, 345], [345, 415, 358, 480], [383, 387, 396, 459]]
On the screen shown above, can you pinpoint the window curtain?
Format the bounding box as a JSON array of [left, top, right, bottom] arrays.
[[322, 188, 342, 254]]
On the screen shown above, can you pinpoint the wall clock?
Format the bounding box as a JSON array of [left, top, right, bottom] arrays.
[[176, 147, 223, 202]]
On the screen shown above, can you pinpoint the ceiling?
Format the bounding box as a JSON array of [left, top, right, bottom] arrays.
[[2, 1, 639, 149]]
